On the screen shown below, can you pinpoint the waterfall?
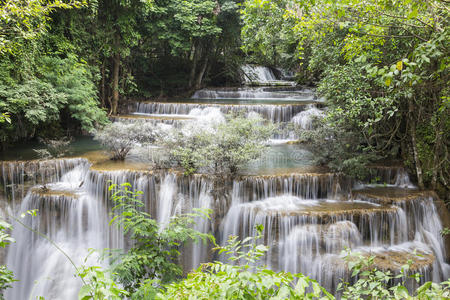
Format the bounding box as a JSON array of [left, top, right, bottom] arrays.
[[5, 164, 109, 300], [233, 173, 346, 201], [157, 173, 178, 228], [291, 104, 324, 130], [135, 102, 311, 123], [242, 65, 278, 83], [2, 79, 449, 298], [0, 158, 88, 209], [192, 87, 315, 101]]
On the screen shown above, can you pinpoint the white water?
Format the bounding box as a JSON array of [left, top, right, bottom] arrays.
[[5, 164, 110, 300], [192, 87, 315, 101], [241, 65, 295, 86], [291, 104, 324, 130], [3, 83, 449, 298], [220, 172, 449, 292], [157, 173, 178, 229], [135, 101, 312, 123]]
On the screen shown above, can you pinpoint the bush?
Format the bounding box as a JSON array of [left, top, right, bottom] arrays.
[[339, 250, 450, 299], [106, 183, 212, 294], [162, 114, 276, 175], [158, 225, 333, 299], [36, 55, 109, 132], [94, 122, 157, 160], [0, 220, 16, 300], [298, 121, 379, 179], [34, 137, 73, 159]]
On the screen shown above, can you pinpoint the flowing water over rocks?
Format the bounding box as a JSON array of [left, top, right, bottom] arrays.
[[2, 79, 449, 299]]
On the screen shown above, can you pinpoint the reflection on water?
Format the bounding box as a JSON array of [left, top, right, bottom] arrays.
[[243, 144, 317, 175], [0, 137, 102, 161]]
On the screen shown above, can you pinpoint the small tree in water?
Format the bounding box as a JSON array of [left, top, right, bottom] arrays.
[[163, 114, 276, 175], [94, 121, 157, 160], [34, 137, 73, 159]]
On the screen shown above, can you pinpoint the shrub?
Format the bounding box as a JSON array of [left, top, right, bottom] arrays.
[[94, 122, 157, 160], [163, 114, 276, 175], [106, 183, 212, 294], [34, 137, 73, 159], [158, 225, 333, 299]]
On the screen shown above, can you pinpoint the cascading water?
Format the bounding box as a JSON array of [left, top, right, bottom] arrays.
[[135, 101, 313, 123], [192, 87, 315, 101], [242, 65, 278, 84], [0, 158, 87, 210], [2, 75, 449, 298], [5, 163, 111, 300], [220, 171, 449, 293], [291, 104, 324, 130], [241, 65, 295, 86], [157, 173, 178, 229]]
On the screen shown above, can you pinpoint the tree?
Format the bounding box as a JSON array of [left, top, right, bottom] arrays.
[[241, 0, 299, 68], [0, 55, 108, 146], [94, 121, 157, 160], [237, 0, 450, 194], [0, 0, 83, 54], [162, 114, 276, 175]]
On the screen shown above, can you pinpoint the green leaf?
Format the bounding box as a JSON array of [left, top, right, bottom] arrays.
[[385, 78, 391, 86], [407, 9, 418, 19]]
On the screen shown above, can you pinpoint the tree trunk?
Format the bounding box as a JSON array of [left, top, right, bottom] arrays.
[[431, 114, 443, 189], [408, 99, 424, 189], [189, 41, 199, 89], [194, 55, 209, 90], [100, 60, 106, 108], [112, 51, 120, 115]]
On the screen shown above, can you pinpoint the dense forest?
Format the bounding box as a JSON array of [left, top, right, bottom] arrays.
[[0, 0, 449, 299]]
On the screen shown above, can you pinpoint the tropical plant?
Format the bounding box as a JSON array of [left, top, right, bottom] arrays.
[[158, 225, 334, 299], [106, 183, 213, 294], [286, 0, 450, 193], [77, 254, 128, 300], [0, 220, 15, 300], [0, 0, 83, 54], [241, 0, 299, 68], [338, 249, 450, 299]]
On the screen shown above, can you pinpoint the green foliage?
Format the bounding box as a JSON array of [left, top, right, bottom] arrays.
[[0, 220, 15, 300], [77, 257, 128, 300], [159, 225, 333, 299], [338, 250, 450, 299], [0, 0, 84, 54], [151, 0, 222, 56], [106, 183, 213, 294], [241, 0, 299, 68], [0, 79, 67, 127], [235, 0, 450, 193], [0, 113, 11, 124], [36, 55, 108, 132], [163, 114, 276, 175], [299, 119, 379, 179], [0, 53, 107, 146]]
